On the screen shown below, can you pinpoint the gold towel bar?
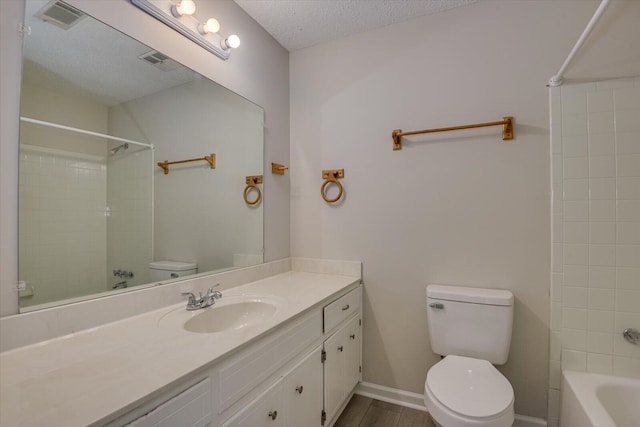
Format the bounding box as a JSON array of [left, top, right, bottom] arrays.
[[392, 116, 514, 150], [157, 153, 216, 174]]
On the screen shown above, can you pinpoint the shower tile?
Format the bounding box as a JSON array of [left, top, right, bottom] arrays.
[[553, 215, 563, 243], [587, 331, 613, 354], [587, 90, 614, 113], [562, 350, 587, 371], [563, 328, 587, 351], [613, 357, 640, 378], [589, 155, 616, 178], [563, 114, 588, 136], [589, 289, 615, 310], [564, 222, 588, 244], [563, 156, 588, 178], [590, 200, 616, 222], [617, 154, 640, 177], [553, 246, 563, 274], [549, 360, 562, 389], [617, 245, 640, 268], [589, 267, 615, 288], [562, 90, 587, 115], [590, 222, 615, 244], [550, 331, 562, 361], [616, 132, 640, 155], [551, 302, 562, 331], [563, 135, 588, 157], [564, 244, 589, 265], [564, 201, 589, 221], [563, 286, 588, 308], [590, 245, 616, 266], [614, 87, 640, 111], [617, 177, 640, 199], [587, 309, 614, 332], [617, 200, 640, 222], [616, 290, 640, 313], [562, 308, 587, 330], [563, 265, 588, 286], [589, 178, 616, 200], [587, 353, 613, 374], [553, 154, 563, 183], [588, 111, 614, 135], [564, 179, 589, 200], [617, 267, 640, 290], [616, 110, 640, 133], [596, 79, 634, 91]]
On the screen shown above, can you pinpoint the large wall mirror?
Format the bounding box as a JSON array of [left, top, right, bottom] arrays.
[[18, 0, 264, 311]]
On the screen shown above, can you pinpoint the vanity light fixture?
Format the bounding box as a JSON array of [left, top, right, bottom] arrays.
[[130, 0, 240, 60]]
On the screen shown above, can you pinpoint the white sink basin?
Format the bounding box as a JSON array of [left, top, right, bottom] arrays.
[[159, 294, 286, 334]]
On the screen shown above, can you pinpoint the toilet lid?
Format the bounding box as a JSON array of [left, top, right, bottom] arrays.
[[426, 355, 513, 418]]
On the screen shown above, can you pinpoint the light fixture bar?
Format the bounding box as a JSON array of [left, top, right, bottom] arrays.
[[130, 0, 231, 60]]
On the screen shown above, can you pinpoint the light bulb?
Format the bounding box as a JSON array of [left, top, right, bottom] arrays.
[[172, 0, 196, 17], [198, 18, 220, 35], [222, 34, 240, 50]]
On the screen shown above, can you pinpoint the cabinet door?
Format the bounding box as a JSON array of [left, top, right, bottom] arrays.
[[222, 378, 283, 427], [284, 346, 323, 427], [344, 316, 362, 394], [323, 325, 346, 422]]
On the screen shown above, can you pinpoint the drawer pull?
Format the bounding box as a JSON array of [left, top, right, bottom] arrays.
[[342, 304, 350, 311], [268, 410, 278, 420], [350, 334, 356, 339], [338, 345, 344, 352], [295, 385, 304, 394], [429, 302, 444, 309]]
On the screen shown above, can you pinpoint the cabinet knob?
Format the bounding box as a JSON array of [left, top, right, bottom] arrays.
[[295, 385, 304, 394], [350, 334, 356, 339], [341, 304, 350, 311], [337, 345, 344, 352], [268, 410, 278, 420]]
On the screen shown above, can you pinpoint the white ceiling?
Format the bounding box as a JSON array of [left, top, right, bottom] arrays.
[[233, 0, 479, 51]]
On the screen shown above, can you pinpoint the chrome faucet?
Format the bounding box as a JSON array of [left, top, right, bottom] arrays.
[[623, 328, 639, 345], [181, 284, 222, 311]]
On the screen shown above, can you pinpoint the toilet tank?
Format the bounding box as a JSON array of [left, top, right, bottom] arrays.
[[426, 284, 514, 365], [148, 261, 197, 282]]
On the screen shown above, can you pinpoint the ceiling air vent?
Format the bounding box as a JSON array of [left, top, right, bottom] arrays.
[[138, 51, 183, 72], [35, 0, 85, 30]]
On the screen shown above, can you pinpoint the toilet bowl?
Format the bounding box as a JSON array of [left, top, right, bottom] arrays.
[[424, 355, 514, 427]]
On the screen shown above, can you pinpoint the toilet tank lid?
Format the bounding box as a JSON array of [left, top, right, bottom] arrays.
[[427, 284, 513, 306], [149, 261, 197, 271]]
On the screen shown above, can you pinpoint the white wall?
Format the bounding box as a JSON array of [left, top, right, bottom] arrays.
[[0, 0, 290, 316], [548, 77, 640, 426], [288, 0, 638, 419]]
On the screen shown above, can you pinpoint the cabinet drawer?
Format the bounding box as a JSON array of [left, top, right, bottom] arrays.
[[323, 286, 361, 334]]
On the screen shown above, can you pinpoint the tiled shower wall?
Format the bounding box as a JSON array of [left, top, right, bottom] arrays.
[[548, 78, 640, 426], [18, 145, 107, 307]]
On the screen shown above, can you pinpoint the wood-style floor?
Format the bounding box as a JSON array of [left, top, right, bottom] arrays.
[[334, 395, 436, 427]]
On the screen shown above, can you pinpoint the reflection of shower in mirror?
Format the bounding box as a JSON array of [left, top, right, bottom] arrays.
[[111, 143, 129, 155]]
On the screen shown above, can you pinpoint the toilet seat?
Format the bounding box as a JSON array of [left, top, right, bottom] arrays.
[[424, 355, 514, 427]]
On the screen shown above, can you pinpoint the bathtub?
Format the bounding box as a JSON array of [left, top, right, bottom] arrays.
[[560, 370, 640, 427]]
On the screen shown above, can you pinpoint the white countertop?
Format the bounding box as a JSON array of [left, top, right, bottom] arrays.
[[0, 271, 360, 426]]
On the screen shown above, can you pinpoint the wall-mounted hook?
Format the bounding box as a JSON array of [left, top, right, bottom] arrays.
[[271, 162, 288, 175], [321, 169, 344, 203], [244, 175, 263, 205]]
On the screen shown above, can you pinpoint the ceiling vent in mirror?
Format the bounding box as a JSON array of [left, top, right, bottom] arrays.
[[35, 0, 86, 30], [138, 50, 183, 72]]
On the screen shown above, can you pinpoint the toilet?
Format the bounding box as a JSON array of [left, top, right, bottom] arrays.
[[148, 260, 197, 282], [424, 284, 515, 427]]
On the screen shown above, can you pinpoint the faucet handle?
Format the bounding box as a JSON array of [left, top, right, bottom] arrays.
[[181, 292, 196, 305]]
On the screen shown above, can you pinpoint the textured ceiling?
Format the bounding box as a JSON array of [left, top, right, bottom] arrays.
[[233, 0, 479, 51]]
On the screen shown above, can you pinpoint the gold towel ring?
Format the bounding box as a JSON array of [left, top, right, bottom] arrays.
[[321, 169, 344, 203], [244, 176, 263, 205]]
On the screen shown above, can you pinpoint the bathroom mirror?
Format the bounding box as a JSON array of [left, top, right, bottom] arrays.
[[18, 0, 264, 311]]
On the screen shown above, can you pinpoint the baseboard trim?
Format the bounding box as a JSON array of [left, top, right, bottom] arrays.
[[354, 382, 547, 427]]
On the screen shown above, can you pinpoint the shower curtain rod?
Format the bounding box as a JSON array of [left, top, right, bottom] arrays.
[[20, 117, 154, 149], [548, 0, 611, 87]]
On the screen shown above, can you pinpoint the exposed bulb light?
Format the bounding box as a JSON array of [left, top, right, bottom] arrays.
[[172, 0, 196, 17], [198, 17, 220, 35], [222, 34, 240, 50]]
